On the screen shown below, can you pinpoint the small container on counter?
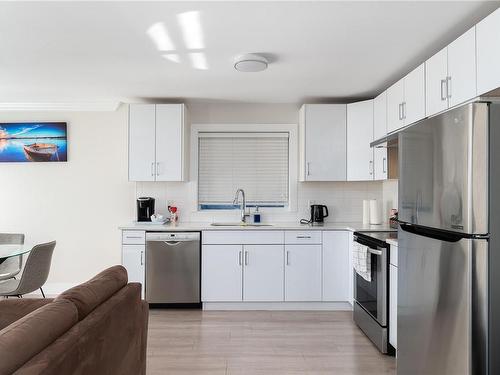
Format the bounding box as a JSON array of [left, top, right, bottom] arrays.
[[253, 206, 261, 223]]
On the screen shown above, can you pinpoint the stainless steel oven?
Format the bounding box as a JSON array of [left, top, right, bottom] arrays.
[[352, 231, 394, 354]]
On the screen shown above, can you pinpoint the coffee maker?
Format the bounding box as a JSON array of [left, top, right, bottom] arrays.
[[137, 197, 155, 222]]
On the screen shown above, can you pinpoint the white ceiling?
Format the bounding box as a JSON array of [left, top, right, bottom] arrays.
[[0, 1, 498, 105]]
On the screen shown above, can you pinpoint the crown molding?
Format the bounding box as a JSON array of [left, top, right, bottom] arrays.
[[0, 102, 121, 111]]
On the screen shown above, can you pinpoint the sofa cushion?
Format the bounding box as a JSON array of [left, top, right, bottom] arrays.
[[0, 299, 78, 375], [14, 283, 148, 375], [0, 298, 53, 330], [55, 265, 128, 321]]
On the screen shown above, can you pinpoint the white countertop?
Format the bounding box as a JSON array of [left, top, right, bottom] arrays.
[[119, 221, 396, 232]]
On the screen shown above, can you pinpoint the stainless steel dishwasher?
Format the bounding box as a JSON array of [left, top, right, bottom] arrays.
[[145, 232, 200, 304]]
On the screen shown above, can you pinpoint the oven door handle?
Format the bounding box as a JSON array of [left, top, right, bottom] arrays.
[[368, 248, 383, 256]]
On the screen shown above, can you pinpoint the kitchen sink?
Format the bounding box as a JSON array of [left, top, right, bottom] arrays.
[[210, 222, 273, 227]]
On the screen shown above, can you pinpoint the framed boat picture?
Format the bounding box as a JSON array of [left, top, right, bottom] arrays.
[[0, 122, 67, 162]]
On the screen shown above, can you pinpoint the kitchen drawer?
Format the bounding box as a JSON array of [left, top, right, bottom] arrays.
[[202, 230, 284, 245], [284, 231, 322, 244], [122, 230, 146, 245], [390, 244, 398, 267]]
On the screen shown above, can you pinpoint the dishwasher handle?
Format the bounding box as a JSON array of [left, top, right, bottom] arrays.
[[163, 241, 182, 246], [146, 232, 200, 242]]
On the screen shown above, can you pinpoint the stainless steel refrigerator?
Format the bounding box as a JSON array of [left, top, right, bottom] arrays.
[[398, 102, 500, 374]]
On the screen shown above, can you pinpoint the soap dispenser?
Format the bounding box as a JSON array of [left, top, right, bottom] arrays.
[[253, 206, 261, 223]]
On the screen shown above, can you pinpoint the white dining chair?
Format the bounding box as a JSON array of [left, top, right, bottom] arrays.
[[0, 241, 55, 298]]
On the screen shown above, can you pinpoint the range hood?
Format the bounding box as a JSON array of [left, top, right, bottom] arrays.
[[370, 132, 398, 148]]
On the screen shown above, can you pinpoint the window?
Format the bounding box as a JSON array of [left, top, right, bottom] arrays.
[[198, 132, 289, 209]]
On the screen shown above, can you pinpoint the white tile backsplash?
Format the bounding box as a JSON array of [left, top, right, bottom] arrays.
[[136, 180, 391, 224]]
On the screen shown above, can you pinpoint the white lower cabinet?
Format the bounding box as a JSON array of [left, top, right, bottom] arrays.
[[322, 231, 350, 301], [284, 244, 322, 301], [243, 245, 284, 301], [201, 230, 350, 306], [202, 244, 243, 302], [389, 244, 398, 350], [122, 244, 145, 298]]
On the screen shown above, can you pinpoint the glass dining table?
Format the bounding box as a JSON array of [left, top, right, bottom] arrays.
[[0, 244, 32, 265]]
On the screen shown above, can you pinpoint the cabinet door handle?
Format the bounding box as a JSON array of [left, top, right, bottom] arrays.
[[369, 160, 373, 175], [447, 76, 452, 99], [150, 162, 155, 176], [402, 102, 407, 120], [156, 162, 160, 176], [398, 103, 402, 120], [440, 79, 447, 101], [383, 157, 387, 174], [140, 251, 144, 266], [244, 251, 249, 266], [286, 251, 290, 266], [296, 235, 311, 239], [238, 251, 242, 266], [307, 162, 311, 176]]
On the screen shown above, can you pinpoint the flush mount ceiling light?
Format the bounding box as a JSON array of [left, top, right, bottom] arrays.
[[234, 54, 268, 72]]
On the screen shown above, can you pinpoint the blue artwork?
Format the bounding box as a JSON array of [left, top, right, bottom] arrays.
[[0, 122, 67, 162]]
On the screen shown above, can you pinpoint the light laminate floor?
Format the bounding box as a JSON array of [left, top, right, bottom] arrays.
[[147, 309, 396, 375]]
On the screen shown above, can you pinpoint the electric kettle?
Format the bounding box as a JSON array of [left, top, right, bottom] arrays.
[[300, 204, 329, 224]]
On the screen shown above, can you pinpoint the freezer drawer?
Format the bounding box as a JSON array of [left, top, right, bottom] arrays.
[[146, 232, 200, 304], [397, 225, 488, 375]]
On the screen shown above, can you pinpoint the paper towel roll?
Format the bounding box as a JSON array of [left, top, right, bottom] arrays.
[[362, 200, 370, 224], [369, 199, 382, 225]]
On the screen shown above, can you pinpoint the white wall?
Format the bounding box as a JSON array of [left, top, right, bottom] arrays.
[[0, 105, 135, 292]]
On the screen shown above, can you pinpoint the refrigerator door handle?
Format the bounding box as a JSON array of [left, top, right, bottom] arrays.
[[399, 222, 471, 242]]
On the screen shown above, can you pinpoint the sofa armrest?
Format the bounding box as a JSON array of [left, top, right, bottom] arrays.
[[0, 298, 53, 330]]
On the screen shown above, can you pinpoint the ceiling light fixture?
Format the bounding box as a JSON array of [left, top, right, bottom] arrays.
[[177, 11, 204, 50], [147, 22, 175, 51], [189, 52, 208, 70], [234, 54, 268, 72]]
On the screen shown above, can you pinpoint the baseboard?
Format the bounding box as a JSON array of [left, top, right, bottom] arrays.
[[202, 301, 353, 311]]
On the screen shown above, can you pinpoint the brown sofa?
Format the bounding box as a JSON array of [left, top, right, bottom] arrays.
[[0, 265, 148, 375]]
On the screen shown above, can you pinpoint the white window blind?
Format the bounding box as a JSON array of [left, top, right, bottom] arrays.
[[198, 132, 289, 209]]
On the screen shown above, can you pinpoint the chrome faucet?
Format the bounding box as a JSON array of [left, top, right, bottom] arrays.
[[233, 188, 250, 223]]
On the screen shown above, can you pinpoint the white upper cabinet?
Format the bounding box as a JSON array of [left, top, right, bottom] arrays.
[[386, 78, 405, 133], [426, 27, 476, 117], [426, 47, 449, 117], [129, 103, 187, 182], [403, 64, 426, 126], [129, 104, 156, 181], [387, 64, 425, 133], [373, 91, 387, 140], [155, 104, 186, 181], [347, 100, 374, 181], [373, 145, 388, 181], [477, 8, 500, 95], [373, 92, 388, 181], [448, 28, 476, 107], [299, 104, 347, 181]]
